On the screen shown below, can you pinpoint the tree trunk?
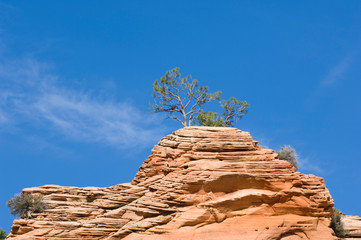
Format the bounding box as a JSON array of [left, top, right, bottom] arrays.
[[26, 210, 32, 219], [182, 111, 187, 127]]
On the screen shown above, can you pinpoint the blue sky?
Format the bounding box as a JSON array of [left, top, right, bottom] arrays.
[[1, 0, 361, 232]]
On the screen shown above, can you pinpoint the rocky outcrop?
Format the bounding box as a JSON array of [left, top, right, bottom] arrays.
[[342, 215, 361, 239], [7, 127, 339, 239]]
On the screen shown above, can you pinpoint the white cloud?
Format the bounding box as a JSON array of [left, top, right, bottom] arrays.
[[321, 55, 353, 86], [0, 109, 7, 124], [305, 48, 360, 109], [320, 44, 361, 87], [0, 58, 166, 148], [298, 157, 325, 175]]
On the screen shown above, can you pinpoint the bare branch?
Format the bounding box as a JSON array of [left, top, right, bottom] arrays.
[[188, 108, 202, 126], [169, 115, 185, 126], [187, 90, 207, 117]]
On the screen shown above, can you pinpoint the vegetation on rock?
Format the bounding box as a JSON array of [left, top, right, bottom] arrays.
[[7, 193, 47, 219], [0, 228, 7, 240], [331, 208, 348, 238], [152, 67, 248, 127], [195, 110, 225, 127], [195, 97, 248, 127], [277, 145, 298, 170]]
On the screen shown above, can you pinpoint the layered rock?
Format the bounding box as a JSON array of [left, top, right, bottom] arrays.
[[7, 127, 339, 239], [342, 215, 361, 239]]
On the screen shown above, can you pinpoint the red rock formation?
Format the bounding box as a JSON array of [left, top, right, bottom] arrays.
[[7, 127, 339, 239]]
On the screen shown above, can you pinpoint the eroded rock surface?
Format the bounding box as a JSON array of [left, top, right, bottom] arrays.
[[7, 127, 339, 239], [343, 215, 361, 239]]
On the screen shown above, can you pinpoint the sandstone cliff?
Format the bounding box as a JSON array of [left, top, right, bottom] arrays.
[[7, 127, 343, 239]]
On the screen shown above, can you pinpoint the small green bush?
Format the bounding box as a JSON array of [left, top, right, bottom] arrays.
[[331, 208, 348, 238], [0, 228, 7, 240], [277, 145, 298, 170], [195, 110, 225, 127], [7, 193, 47, 219]]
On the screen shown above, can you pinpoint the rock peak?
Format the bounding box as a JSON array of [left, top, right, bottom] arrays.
[[8, 127, 341, 239]]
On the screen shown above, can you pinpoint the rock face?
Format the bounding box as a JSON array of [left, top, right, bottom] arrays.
[[7, 127, 339, 239], [342, 215, 361, 239]]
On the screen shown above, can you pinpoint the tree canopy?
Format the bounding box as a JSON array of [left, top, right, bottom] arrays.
[[7, 193, 47, 219], [195, 97, 249, 127], [0, 229, 7, 240], [152, 67, 221, 127], [152, 67, 248, 127]]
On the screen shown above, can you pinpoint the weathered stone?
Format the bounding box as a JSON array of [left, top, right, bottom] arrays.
[[6, 127, 358, 239], [342, 214, 361, 239]]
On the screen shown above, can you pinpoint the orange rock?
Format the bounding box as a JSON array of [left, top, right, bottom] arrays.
[[7, 127, 348, 239]]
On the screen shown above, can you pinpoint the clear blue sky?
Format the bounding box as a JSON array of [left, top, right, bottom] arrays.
[[1, 0, 361, 232]]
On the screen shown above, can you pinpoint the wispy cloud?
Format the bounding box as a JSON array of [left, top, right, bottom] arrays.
[[0, 109, 7, 124], [305, 48, 361, 110], [0, 58, 166, 148], [320, 55, 354, 86], [298, 157, 325, 175], [320, 44, 361, 87]]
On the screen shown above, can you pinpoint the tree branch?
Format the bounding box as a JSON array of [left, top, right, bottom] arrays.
[[169, 115, 185, 126]]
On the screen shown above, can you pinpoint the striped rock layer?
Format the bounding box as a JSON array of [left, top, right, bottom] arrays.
[[8, 127, 339, 239], [343, 215, 361, 239]]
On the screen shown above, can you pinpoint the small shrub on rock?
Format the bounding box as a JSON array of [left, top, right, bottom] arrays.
[[277, 145, 298, 170], [0, 228, 7, 240], [195, 110, 225, 127], [331, 208, 348, 238], [7, 193, 47, 219]]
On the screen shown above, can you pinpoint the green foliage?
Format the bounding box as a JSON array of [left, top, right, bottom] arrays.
[[331, 208, 348, 238], [195, 97, 249, 127], [276, 145, 298, 170], [220, 97, 249, 127], [152, 67, 221, 127], [152, 67, 249, 127], [7, 193, 47, 219], [0, 228, 7, 240], [195, 110, 225, 127]]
